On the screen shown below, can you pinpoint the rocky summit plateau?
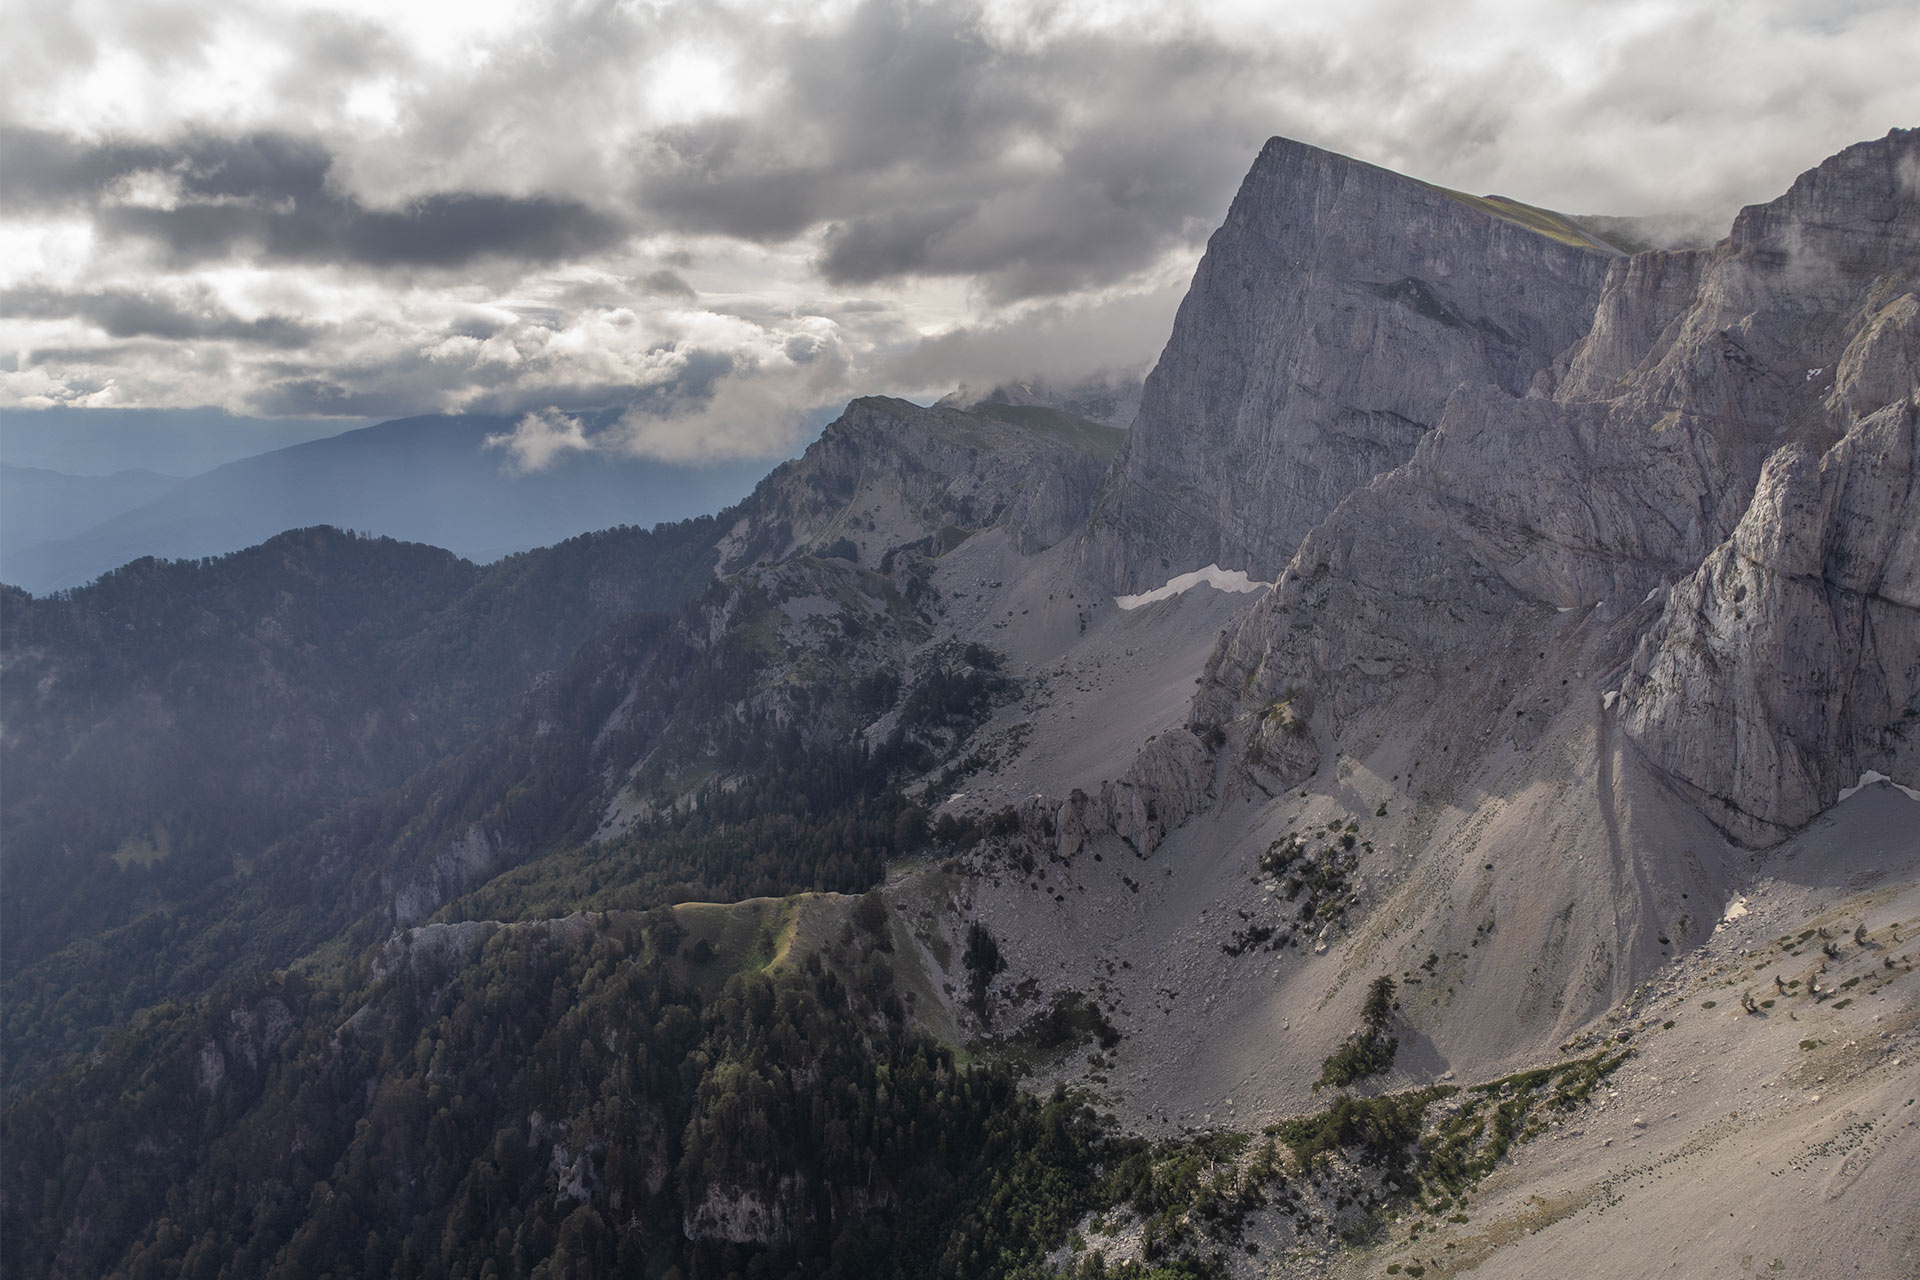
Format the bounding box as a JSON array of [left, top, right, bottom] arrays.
[[3, 129, 1917, 1280]]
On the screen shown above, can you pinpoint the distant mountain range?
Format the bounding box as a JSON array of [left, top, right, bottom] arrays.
[[0, 413, 785, 593], [0, 406, 367, 476], [1, 464, 184, 552]]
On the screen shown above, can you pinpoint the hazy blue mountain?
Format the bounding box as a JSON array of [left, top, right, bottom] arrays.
[[0, 464, 184, 562], [0, 406, 365, 476], [2, 413, 784, 593]]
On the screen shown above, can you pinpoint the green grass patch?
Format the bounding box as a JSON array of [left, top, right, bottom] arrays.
[[1420, 183, 1621, 251]]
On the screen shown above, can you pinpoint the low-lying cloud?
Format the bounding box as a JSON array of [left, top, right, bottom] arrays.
[[485, 408, 595, 473]]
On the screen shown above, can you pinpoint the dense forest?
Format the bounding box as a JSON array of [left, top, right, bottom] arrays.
[[0, 519, 722, 985], [0, 589, 1149, 1279], [1, 906, 1142, 1280]]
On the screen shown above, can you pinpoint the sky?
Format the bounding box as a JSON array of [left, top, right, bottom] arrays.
[[3, 0, 1917, 466]]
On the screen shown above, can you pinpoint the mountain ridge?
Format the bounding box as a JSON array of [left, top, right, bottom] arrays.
[[0, 411, 778, 594]]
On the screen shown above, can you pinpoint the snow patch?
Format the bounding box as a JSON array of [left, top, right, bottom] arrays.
[[1714, 896, 1749, 933], [1836, 770, 1920, 803], [1115, 564, 1266, 610], [1602, 690, 1619, 710]]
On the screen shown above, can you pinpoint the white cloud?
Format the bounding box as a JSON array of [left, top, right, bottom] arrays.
[[484, 407, 592, 472]]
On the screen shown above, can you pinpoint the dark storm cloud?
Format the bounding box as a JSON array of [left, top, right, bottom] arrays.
[[5, 127, 628, 270], [818, 204, 974, 283], [628, 3, 1279, 300], [0, 283, 317, 347], [0, 127, 169, 212]]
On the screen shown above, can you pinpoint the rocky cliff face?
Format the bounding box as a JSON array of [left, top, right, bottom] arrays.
[[1190, 128, 1920, 843], [717, 396, 1120, 573], [1620, 398, 1919, 841], [1082, 136, 1620, 593]]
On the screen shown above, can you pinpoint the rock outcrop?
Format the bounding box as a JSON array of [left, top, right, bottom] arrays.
[[717, 396, 1121, 572], [1082, 136, 1620, 593], [1620, 397, 1919, 842], [1010, 727, 1218, 862]]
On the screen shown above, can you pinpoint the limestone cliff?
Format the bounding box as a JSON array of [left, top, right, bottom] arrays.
[[1620, 398, 1919, 842], [1082, 135, 1619, 593]]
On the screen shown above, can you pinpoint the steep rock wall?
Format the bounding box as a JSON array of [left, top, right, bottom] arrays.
[[1082, 136, 1618, 593], [1620, 398, 1920, 842]]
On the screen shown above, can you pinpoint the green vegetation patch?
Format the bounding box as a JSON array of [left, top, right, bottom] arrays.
[[1419, 1050, 1629, 1192], [1316, 976, 1400, 1090], [1420, 182, 1621, 251], [994, 989, 1123, 1067], [1, 909, 1158, 1280], [1275, 1086, 1453, 1179], [666, 896, 798, 994]]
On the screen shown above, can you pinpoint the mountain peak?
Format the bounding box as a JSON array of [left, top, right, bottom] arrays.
[[715, 393, 1124, 573], [1084, 136, 1617, 592]]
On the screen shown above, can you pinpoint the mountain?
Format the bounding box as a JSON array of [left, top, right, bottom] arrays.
[[3, 131, 1917, 1280], [0, 464, 183, 563], [0, 406, 364, 477], [0, 412, 780, 594], [0, 516, 724, 1032], [1179, 128, 1919, 840], [0, 394, 1120, 1093]]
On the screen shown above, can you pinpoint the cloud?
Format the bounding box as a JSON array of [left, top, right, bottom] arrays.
[[484, 408, 593, 473], [0, 282, 317, 347], [4, 127, 628, 270], [0, 128, 171, 213], [1899, 149, 1920, 196], [477, 343, 827, 469], [1, 0, 1916, 456], [636, 269, 697, 299], [635, 4, 1278, 301], [880, 274, 1188, 393], [611, 318, 853, 463]]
